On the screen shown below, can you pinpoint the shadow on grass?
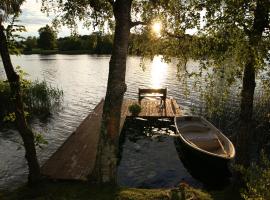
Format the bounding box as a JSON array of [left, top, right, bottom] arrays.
[[3, 181, 118, 200], [0, 180, 220, 200]]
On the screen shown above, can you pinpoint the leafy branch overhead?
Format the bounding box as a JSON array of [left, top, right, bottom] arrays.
[[6, 15, 26, 54], [41, 0, 114, 32], [41, 0, 183, 33], [0, 0, 25, 22], [0, 1, 26, 54]]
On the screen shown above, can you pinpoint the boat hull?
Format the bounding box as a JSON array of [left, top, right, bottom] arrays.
[[175, 137, 231, 177], [174, 117, 234, 184]]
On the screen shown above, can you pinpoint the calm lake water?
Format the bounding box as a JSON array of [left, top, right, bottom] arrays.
[[117, 119, 202, 188], [0, 54, 214, 190]]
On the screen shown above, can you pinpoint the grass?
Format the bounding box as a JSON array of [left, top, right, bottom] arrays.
[[209, 184, 241, 200], [1, 181, 217, 200]]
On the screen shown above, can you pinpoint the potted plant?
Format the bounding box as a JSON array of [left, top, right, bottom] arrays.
[[128, 103, 142, 116]]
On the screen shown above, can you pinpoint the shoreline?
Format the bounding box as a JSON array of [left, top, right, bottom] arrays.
[[23, 50, 111, 55]]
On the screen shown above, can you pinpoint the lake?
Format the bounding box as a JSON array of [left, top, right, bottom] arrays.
[[117, 119, 202, 188], [0, 54, 223, 190]]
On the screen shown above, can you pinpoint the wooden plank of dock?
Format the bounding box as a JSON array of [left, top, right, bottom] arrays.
[[125, 98, 181, 117], [41, 99, 104, 180], [41, 98, 181, 181]]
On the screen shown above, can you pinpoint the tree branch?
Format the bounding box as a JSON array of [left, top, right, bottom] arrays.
[[130, 21, 147, 28]]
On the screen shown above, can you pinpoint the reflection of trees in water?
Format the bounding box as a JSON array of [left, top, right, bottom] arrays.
[[120, 118, 175, 143], [118, 119, 200, 188]]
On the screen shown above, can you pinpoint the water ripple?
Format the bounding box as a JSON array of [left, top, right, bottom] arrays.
[[0, 55, 236, 190]]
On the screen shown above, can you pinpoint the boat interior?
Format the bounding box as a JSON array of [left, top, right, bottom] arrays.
[[176, 116, 235, 158]]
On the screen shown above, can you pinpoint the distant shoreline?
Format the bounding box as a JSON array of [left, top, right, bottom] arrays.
[[23, 50, 111, 55]]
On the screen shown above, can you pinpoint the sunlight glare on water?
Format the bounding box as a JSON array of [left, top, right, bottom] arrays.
[[150, 56, 168, 89]]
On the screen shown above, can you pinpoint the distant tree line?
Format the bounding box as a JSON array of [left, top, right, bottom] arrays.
[[23, 34, 113, 54], [22, 25, 142, 54], [58, 33, 113, 54]]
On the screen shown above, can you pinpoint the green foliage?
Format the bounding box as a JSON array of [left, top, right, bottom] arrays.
[[128, 103, 141, 116], [240, 152, 270, 200], [23, 36, 37, 51], [23, 80, 63, 117], [0, 76, 63, 125], [16, 66, 31, 87], [94, 33, 113, 54], [3, 112, 16, 122], [58, 36, 82, 51], [188, 70, 270, 142], [0, 0, 25, 22], [57, 32, 113, 54], [170, 183, 212, 200], [34, 132, 48, 148], [37, 24, 57, 50], [134, 1, 202, 64], [5, 15, 26, 55], [41, 0, 113, 34], [22, 31, 177, 56]]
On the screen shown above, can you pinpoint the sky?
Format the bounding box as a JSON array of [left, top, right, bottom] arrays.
[[15, 0, 201, 38], [17, 0, 90, 38]]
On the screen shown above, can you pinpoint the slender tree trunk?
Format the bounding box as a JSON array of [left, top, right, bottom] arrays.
[[0, 24, 41, 184], [236, 48, 256, 167], [91, 0, 132, 184], [236, 0, 269, 167]]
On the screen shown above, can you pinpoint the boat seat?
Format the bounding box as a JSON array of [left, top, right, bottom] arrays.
[[179, 125, 210, 133], [183, 130, 223, 152], [190, 136, 220, 151]]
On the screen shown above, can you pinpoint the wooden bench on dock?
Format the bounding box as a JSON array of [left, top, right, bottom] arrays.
[[138, 88, 167, 107]]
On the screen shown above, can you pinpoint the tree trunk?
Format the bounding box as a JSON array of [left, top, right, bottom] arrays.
[[0, 24, 41, 184], [236, 0, 269, 167], [236, 47, 256, 167], [91, 0, 132, 184]]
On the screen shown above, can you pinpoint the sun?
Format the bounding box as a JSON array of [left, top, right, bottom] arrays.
[[152, 21, 162, 36]]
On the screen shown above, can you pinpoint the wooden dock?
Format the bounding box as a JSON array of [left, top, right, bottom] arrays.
[[41, 98, 181, 181]]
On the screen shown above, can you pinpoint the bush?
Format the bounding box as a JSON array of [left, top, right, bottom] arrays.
[[128, 103, 142, 116], [0, 78, 63, 126], [23, 80, 63, 117], [240, 152, 270, 200]]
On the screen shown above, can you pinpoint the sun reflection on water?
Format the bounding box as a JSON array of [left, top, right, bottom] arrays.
[[150, 56, 168, 88]]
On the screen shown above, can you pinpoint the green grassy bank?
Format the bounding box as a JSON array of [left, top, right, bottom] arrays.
[[0, 181, 241, 200]]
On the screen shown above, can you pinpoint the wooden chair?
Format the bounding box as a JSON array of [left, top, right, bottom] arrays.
[[138, 88, 167, 108]]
